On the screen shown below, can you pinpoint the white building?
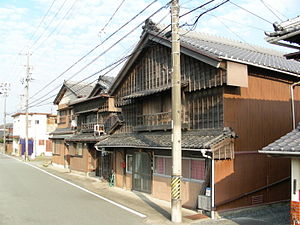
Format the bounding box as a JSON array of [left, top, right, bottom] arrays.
[[12, 113, 56, 157]]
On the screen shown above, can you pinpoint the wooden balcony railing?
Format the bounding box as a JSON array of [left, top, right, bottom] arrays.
[[134, 112, 188, 132], [78, 122, 105, 134]]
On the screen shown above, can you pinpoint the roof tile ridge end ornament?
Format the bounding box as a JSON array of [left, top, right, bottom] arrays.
[[141, 19, 161, 38], [223, 127, 237, 138]]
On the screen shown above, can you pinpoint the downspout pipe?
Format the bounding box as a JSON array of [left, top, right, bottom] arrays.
[[291, 81, 300, 129], [201, 149, 215, 219]]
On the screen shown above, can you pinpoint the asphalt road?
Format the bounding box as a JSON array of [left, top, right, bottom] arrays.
[[0, 154, 146, 225]]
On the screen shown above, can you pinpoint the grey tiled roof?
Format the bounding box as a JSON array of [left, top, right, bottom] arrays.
[[122, 85, 171, 100], [260, 124, 300, 154], [122, 81, 188, 100], [98, 76, 114, 91], [95, 128, 235, 150], [65, 133, 105, 142], [64, 81, 94, 98], [50, 127, 74, 135], [50, 134, 72, 140], [179, 31, 300, 75], [151, 24, 300, 75]]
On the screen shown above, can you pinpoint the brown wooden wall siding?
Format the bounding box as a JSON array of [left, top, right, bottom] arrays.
[[46, 140, 52, 152], [69, 145, 89, 173], [224, 74, 300, 152], [114, 44, 225, 106], [51, 140, 66, 166], [215, 73, 299, 210]]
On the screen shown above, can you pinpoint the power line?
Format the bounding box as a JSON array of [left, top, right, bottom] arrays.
[[28, 12, 171, 110], [180, 5, 266, 32], [180, 0, 215, 18], [28, 55, 129, 109], [180, 0, 229, 33], [30, 0, 69, 49], [31, 1, 227, 109], [99, 0, 126, 36], [29, 0, 159, 102], [33, 0, 79, 53], [210, 13, 260, 52], [259, 0, 285, 21], [28, 0, 58, 44], [29, 1, 169, 108], [188, 0, 229, 28], [29, 0, 221, 109], [229, 0, 273, 25]]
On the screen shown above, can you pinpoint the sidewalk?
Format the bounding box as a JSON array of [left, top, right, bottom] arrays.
[[24, 156, 289, 225], [26, 157, 227, 225]]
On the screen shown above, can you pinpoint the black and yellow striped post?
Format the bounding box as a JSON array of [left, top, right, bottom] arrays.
[[171, 0, 182, 223], [171, 176, 181, 200]]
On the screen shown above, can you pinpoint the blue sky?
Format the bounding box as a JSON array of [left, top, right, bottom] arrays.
[[0, 0, 299, 123]]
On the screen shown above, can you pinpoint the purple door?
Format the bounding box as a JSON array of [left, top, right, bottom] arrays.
[[20, 139, 33, 156]]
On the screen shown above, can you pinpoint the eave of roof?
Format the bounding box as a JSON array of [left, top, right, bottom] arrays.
[[260, 123, 300, 156], [95, 128, 235, 150], [259, 150, 300, 156], [12, 112, 56, 117], [53, 84, 68, 105], [69, 94, 109, 106], [65, 134, 102, 142]]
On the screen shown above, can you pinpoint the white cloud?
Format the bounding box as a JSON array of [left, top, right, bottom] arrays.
[[0, 0, 299, 121]]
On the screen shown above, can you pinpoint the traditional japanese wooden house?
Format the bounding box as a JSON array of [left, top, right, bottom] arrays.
[[51, 81, 94, 168], [64, 76, 121, 177], [95, 21, 300, 211]]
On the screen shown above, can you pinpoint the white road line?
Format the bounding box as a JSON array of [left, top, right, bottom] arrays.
[[1, 154, 147, 218]]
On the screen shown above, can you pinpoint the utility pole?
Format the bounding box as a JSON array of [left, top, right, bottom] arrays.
[[24, 52, 32, 161], [3, 93, 7, 154], [0, 83, 10, 154], [171, 0, 182, 223]]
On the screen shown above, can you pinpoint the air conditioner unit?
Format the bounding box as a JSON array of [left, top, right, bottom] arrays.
[[94, 124, 104, 136], [198, 195, 211, 211]]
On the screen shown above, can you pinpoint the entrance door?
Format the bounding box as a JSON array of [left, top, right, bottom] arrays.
[[20, 139, 33, 156], [132, 152, 152, 193], [101, 151, 113, 180]]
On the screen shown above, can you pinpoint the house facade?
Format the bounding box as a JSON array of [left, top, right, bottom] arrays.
[[11, 113, 56, 157], [50, 77, 117, 177], [64, 76, 120, 177], [50, 81, 94, 168], [0, 123, 13, 154], [95, 22, 300, 212]]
